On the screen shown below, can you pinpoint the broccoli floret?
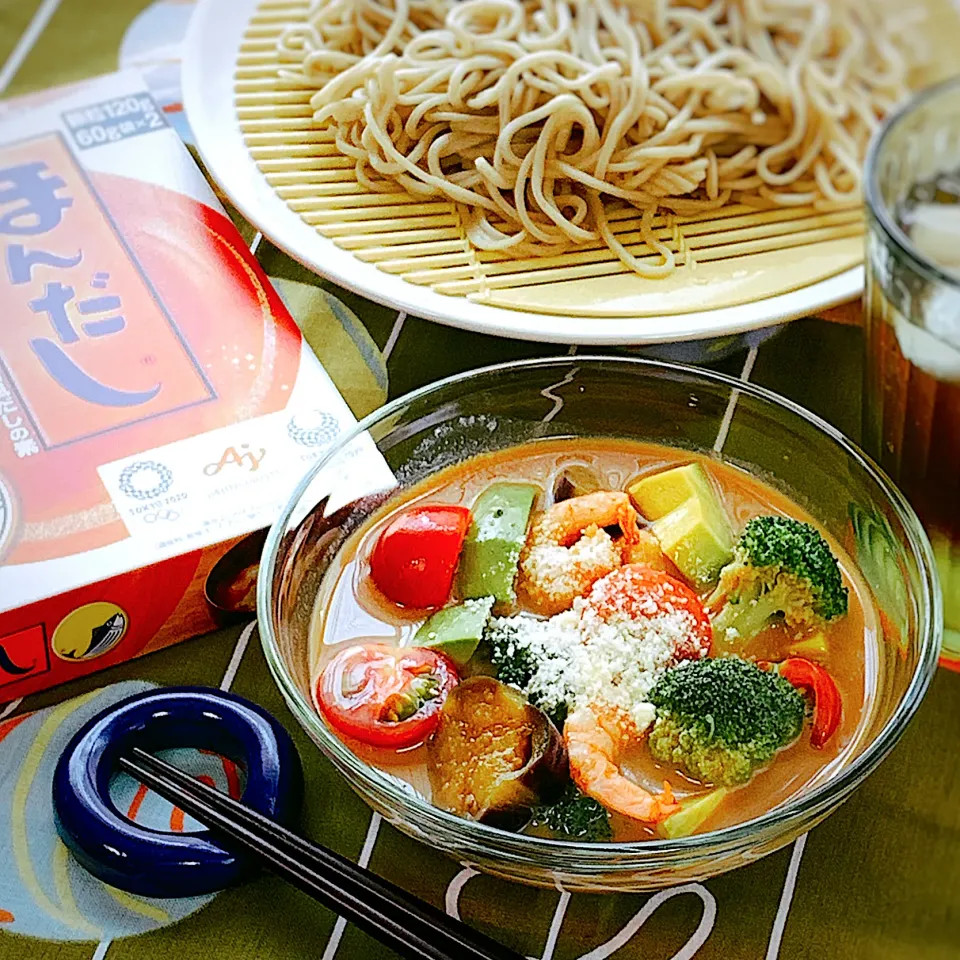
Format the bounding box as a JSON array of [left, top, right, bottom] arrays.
[[486, 619, 569, 729], [648, 657, 805, 786], [529, 784, 612, 841], [487, 621, 538, 688], [709, 515, 848, 648]]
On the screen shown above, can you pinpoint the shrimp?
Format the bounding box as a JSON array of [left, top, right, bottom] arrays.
[[516, 491, 644, 616], [564, 704, 679, 824], [622, 528, 669, 570]]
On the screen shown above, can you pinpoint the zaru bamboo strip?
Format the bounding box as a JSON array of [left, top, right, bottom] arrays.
[[248, 144, 344, 159], [236, 42, 287, 53], [264, 168, 356, 185], [475, 211, 864, 268], [242, 124, 336, 140], [432, 225, 865, 296], [284, 191, 451, 211], [235, 68, 294, 79], [251, 0, 308, 9], [481, 218, 862, 275], [275, 181, 380, 197], [251, 12, 310, 24], [238, 117, 318, 132], [297, 201, 456, 222], [258, 156, 355, 172], [336, 226, 465, 248], [238, 28, 290, 41], [236, 77, 315, 91], [361, 210, 862, 273], [236, 59, 288, 72], [249, 7, 309, 24], [356, 239, 470, 260], [365, 251, 475, 272], [236, 91, 313, 105], [238, 107, 315, 121], [242, 131, 337, 146], [313, 213, 460, 235]]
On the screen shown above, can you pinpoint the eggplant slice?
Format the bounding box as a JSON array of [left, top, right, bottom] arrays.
[[427, 677, 568, 827]]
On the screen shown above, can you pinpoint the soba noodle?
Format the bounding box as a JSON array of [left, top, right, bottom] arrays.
[[277, 0, 922, 277]]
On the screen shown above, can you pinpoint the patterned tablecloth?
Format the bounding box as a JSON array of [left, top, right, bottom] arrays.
[[0, 3, 957, 959]]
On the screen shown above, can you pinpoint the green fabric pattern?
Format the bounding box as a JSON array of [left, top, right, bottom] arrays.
[[272, 277, 388, 418], [2, 0, 156, 98]]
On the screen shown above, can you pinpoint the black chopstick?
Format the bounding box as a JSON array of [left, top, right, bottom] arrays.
[[118, 748, 523, 960]]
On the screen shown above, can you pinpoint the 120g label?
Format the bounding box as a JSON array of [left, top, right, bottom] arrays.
[[62, 94, 168, 151]]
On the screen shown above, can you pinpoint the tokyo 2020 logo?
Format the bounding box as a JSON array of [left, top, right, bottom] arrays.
[[287, 410, 340, 448], [118, 461, 173, 501]]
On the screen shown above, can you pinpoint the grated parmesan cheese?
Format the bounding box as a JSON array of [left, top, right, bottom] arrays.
[[488, 594, 698, 735], [520, 527, 621, 604]]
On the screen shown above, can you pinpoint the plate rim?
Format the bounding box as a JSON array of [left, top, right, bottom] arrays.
[[182, 0, 864, 346]]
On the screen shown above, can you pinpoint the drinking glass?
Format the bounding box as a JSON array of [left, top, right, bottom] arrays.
[[864, 77, 960, 669]]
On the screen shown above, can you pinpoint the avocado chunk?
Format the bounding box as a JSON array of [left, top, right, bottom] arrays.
[[651, 496, 733, 588], [658, 789, 729, 839], [457, 483, 538, 606], [788, 631, 829, 660], [415, 597, 495, 667], [629, 462, 719, 521]]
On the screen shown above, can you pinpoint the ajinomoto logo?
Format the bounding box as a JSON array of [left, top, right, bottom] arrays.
[[0, 132, 215, 449]]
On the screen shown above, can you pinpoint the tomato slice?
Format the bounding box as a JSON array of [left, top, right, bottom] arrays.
[[583, 563, 713, 660], [369, 504, 471, 609], [317, 644, 459, 748], [777, 657, 842, 748]]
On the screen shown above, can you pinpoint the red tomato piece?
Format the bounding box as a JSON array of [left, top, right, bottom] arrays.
[[369, 504, 471, 609], [778, 657, 842, 748], [317, 644, 459, 749], [583, 563, 713, 660]]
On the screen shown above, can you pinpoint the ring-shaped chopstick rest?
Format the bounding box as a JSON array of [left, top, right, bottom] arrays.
[[52, 686, 302, 899]]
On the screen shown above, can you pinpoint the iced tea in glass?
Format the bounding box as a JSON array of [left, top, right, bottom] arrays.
[[864, 78, 960, 668]]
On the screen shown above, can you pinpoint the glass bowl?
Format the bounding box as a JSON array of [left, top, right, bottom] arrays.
[[258, 357, 940, 892]]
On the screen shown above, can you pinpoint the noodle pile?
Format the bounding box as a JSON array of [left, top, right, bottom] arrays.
[[277, 0, 922, 277]]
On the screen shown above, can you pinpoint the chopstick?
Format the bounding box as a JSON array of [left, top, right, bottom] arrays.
[[118, 748, 523, 960]]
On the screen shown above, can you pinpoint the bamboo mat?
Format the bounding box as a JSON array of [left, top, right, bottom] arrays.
[[232, 0, 960, 319]]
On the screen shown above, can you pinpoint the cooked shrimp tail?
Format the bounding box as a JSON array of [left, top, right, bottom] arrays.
[[564, 705, 680, 824]]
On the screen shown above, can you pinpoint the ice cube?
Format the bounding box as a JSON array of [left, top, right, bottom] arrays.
[[905, 202, 960, 273], [894, 288, 960, 382]]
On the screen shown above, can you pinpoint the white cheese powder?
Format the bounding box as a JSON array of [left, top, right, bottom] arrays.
[[520, 528, 622, 604], [488, 597, 697, 734]]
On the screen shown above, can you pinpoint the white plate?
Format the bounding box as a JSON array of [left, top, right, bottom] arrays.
[[182, 0, 863, 346]]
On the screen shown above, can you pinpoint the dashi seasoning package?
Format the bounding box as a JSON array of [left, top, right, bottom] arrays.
[[0, 71, 361, 699]]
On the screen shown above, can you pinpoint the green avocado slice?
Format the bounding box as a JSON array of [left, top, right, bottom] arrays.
[[651, 496, 733, 588], [658, 789, 729, 839], [629, 463, 718, 521], [414, 597, 495, 666], [457, 483, 538, 607]]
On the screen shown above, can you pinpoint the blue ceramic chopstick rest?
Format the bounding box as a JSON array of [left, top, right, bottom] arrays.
[[52, 686, 302, 899]]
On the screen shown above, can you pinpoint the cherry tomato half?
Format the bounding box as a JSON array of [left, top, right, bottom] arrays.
[[317, 644, 459, 748], [777, 657, 842, 748], [369, 504, 471, 609], [584, 563, 713, 660]]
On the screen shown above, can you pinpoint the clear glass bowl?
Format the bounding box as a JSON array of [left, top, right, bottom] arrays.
[[258, 357, 941, 892]]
